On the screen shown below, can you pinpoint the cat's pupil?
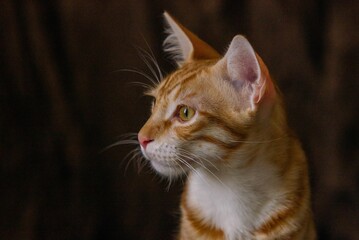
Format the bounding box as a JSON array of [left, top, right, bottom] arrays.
[[183, 107, 188, 117]]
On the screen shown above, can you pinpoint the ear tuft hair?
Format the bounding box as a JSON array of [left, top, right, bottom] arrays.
[[162, 11, 220, 66], [163, 12, 193, 65], [163, 23, 186, 64]]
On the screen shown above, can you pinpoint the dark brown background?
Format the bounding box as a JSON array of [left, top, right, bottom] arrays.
[[1, 1, 358, 239]]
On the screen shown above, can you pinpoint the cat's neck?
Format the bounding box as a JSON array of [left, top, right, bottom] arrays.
[[184, 144, 290, 239], [183, 103, 296, 239]]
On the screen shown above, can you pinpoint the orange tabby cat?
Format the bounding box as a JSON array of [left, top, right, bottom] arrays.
[[138, 12, 316, 240]]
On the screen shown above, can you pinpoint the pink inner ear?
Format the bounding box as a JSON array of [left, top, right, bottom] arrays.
[[224, 35, 274, 108], [226, 36, 260, 86], [239, 62, 258, 83]]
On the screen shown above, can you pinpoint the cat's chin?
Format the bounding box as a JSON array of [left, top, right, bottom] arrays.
[[150, 159, 186, 178]]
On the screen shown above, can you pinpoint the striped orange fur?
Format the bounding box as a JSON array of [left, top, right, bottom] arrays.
[[138, 12, 316, 240]]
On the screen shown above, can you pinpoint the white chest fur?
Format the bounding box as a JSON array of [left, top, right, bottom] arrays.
[[186, 161, 280, 240]]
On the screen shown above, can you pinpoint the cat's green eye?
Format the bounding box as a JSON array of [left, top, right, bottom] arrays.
[[178, 105, 195, 121]]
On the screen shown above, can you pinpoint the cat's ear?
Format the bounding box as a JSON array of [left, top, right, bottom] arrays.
[[215, 35, 274, 109], [163, 11, 220, 65]]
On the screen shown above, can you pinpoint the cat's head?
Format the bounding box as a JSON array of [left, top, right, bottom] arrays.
[[138, 12, 277, 178]]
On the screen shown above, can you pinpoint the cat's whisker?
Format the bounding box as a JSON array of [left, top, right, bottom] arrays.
[[175, 157, 191, 177], [129, 81, 154, 90], [167, 175, 173, 191], [177, 151, 213, 174], [165, 163, 174, 191], [122, 147, 139, 165], [148, 52, 164, 82], [124, 150, 137, 174], [117, 132, 139, 141], [176, 155, 211, 186], [142, 38, 164, 80], [100, 139, 139, 153], [172, 158, 188, 179], [124, 147, 142, 174], [178, 148, 219, 171], [137, 39, 164, 82], [137, 50, 160, 84], [177, 151, 229, 190], [136, 153, 147, 174], [184, 155, 230, 190], [100, 132, 147, 175], [113, 68, 158, 87], [137, 47, 163, 84]]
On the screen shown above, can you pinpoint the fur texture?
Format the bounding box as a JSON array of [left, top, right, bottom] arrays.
[[138, 12, 316, 240]]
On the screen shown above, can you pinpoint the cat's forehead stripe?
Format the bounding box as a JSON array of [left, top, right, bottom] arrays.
[[157, 69, 199, 100], [164, 66, 198, 90]]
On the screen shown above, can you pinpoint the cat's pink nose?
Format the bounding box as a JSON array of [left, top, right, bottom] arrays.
[[138, 135, 154, 149]]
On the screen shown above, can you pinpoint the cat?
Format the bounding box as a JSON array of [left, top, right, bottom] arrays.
[[137, 12, 316, 240]]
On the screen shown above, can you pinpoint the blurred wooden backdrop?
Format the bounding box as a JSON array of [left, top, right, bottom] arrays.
[[1, 1, 358, 239]]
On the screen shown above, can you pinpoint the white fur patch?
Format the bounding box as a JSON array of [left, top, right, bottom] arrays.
[[186, 154, 281, 239]]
